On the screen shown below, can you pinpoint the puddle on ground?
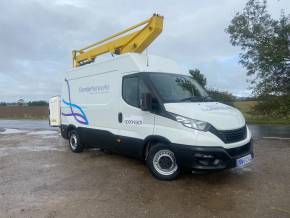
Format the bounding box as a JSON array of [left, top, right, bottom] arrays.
[[0, 144, 65, 157], [41, 135, 59, 139], [0, 128, 58, 137], [0, 128, 64, 157], [42, 164, 58, 168], [18, 145, 65, 152], [27, 130, 58, 135], [0, 128, 28, 134]]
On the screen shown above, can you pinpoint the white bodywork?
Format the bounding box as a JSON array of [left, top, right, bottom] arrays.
[[50, 53, 251, 150]]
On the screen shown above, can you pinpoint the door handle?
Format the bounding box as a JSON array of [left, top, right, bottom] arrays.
[[118, 112, 123, 123]]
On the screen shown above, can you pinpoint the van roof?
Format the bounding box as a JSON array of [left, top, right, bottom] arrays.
[[66, 53, 188, 77]]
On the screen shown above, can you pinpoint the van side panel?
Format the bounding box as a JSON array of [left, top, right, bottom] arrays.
[[60, 54, 181, 155], [61, 70, 121, 148]]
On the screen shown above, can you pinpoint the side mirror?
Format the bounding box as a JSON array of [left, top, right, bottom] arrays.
[[140, 93, 152, 111]]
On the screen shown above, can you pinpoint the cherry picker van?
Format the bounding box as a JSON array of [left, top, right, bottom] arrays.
[[49, 14, 253, 180]]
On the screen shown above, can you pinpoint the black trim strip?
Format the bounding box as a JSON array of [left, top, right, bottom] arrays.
[[171, 140, 253, 170]]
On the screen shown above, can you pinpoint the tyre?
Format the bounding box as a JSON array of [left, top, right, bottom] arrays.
[[60, 127, 68, 139], [146, 143, 180, 181], [68, 129, 84, 153]]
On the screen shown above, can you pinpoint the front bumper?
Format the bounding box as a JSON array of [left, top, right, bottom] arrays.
[[171, 140, 254, 171]]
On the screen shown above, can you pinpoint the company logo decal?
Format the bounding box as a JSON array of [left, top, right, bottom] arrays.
[[123, 116, 143, 125], [79, 84, 110, 94], [62, 79, 89, 125]]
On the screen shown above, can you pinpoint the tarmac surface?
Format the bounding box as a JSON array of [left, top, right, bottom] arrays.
[[0, 123, 290, 217]]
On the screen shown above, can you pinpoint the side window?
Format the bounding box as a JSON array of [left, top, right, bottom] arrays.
[[123, 76, 150, 108], [123, 77, 138, 107]]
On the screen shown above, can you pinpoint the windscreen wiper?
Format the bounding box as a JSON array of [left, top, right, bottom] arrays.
[[179, 96, 201, 102], [179, 96, 213, 102]]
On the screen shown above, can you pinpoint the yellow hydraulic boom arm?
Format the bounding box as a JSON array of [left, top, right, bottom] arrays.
[[72, 14, 163, 67]]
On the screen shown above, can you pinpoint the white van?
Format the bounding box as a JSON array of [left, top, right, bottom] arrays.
[[49, 53, 253, 180]]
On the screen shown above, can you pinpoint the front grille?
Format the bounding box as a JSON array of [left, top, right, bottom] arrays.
[[209, 125, 247, 144], [226, 141, 252, 158]]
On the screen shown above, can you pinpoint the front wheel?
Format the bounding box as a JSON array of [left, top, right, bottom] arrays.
[[68, 130, 84, 153], [146, 143, 180, 181]]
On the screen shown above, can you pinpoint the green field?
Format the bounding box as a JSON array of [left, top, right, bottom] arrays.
[[0, 106, 48, 120], [234, 101, 290, 125]]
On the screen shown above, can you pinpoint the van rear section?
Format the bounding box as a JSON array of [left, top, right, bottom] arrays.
[[49, 96, 61, 127]]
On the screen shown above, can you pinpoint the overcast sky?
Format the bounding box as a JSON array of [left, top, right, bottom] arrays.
[[0, 0, 289, 102]]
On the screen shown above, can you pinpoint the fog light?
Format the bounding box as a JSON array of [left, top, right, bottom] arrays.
[[213, 159, 221, 165], [198, 159, 210, 166]]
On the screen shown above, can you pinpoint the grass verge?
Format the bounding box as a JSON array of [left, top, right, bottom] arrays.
[[233, 101, 290, 125]]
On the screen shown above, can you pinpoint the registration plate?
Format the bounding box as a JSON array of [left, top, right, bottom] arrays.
[[236, 154, 252, 168]]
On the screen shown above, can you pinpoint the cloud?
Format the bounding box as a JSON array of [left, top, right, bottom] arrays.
[[0, 0, 289, 101]]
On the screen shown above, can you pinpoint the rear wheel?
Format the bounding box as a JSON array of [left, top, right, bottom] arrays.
[[146, 143, 180, 181], [60, 126, 68, 139], [68, 130, 84, 153]]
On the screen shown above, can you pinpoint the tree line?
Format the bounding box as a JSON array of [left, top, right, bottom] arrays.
[[0, 101, 48, 106], [226, 0, 289, 118], [189, 69, 237, 105], [191, 0, 289, 119]]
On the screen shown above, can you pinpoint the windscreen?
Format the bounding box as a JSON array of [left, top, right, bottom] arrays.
[[149, 73, 210, 103]]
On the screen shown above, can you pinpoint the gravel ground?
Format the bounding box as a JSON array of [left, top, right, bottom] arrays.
[[0, 129, 290, 218]]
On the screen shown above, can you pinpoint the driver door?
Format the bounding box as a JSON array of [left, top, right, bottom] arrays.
[[116, 74, 155, 158]]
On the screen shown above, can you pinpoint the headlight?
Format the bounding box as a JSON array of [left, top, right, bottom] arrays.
[[171, 114, 209, 131]]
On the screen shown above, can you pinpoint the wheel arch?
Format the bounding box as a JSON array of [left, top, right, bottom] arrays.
[[143, 135, 171, 160], [60, 124, 77, 139]]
